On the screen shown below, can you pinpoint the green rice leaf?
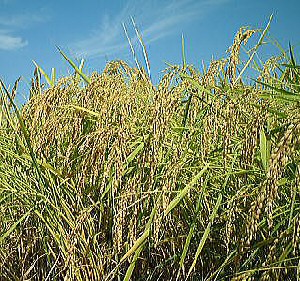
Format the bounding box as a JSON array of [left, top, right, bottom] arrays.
[[121, 198, 159, 265], [182, 33, 187, 70], [0, 209, 32, 243], [57, 46, 91, 84], [0, 79, 47, 189], [179, 223, 195, 269], [61, 104, 100, 118], [123, 244, 145, 281], [164, 164, 209, 216], [257, 80, 300, 100], [33, 61, 54, 87], [260, 128, 271, 171], [187, 193, 222, 278], [180, 74, 213, 96], [126, 142, 144, 165], [120, 228, 149, 264]]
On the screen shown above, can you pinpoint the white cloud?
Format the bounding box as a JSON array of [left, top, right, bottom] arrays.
[[71, 0, 229, 59], [0, 30, 28, 50], [71, 3, 132, 58], [72, 15, 127, 58], [0, 13, 49, 28], [0, 9, 50, 51], [143, 0, 228, 39]]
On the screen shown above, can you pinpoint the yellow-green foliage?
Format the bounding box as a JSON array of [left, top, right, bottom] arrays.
[[0, 25, 300, 280]]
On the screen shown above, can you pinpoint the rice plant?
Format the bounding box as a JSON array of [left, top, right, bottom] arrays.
[[0, 19, 299, 280]]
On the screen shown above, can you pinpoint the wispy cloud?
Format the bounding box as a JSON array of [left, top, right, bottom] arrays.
[[143, 0, 229, 41], [0, 9, 50, 51], [0, 30, 28, 50], [71, 2, 133, 58], [0, 12, 49, 29], [71, 0, 229, 59]]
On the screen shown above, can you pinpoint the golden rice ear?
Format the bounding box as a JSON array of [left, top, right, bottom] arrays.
[[227, 14, 273, 85]]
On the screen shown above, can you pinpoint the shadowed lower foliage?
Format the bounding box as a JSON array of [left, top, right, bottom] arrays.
[[0, 22, 300, 280]]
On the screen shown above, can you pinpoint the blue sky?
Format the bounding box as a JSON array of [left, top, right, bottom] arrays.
[[0, 0, 300, 101]]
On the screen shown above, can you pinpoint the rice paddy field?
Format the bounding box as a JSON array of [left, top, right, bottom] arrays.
[[0, 20, 300, 280]]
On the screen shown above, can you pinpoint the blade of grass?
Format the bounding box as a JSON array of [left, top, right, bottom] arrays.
[[0, 209, 32, 243], [57, 46, 91, 84], [33, 61, 54, 87], [234, 14, 273, 84], [164, 164, 209, 216], [122, 22, 142, 73], [123, 242, 144, 281], [186, 193, 222, 279], [0, 79, 47, 189], [179, 183, 207, 271], [260, 128, 271, 171], [257, 79, 299, 96], [75, 58, 85, 83], [182, 33, 187, 70], [131, 17, 151, 79], [120, 200, 158, 263], [180, 73, 214, 96], [126, 142, 144, 166], [60, 104, 100, 118]]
